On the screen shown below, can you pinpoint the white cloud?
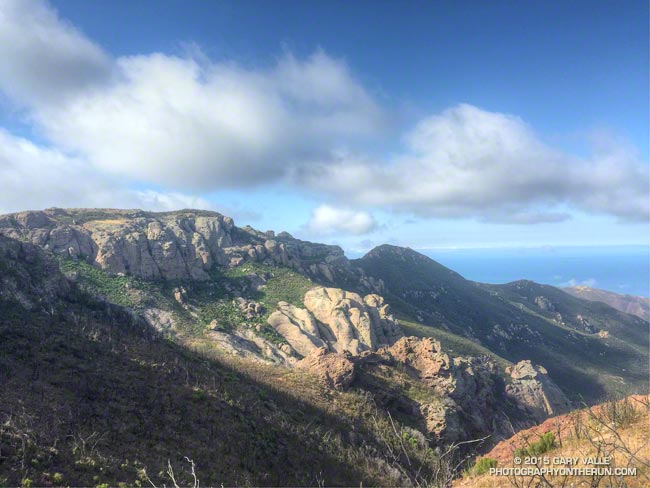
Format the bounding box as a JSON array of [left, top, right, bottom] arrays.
[[560, 278, 598, 288], [0, 0, 111, 105], [306, 205, 377, 235], [297, 104, 650, 223], [0, 0, 647, 227], [0, 0, 383, 190], [0, 129, 215, 214], [35, 51, 381, 189]]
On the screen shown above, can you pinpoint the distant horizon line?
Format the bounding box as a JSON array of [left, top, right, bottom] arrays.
[[411, 244, 650, 251], [344, 243, 650, 254]]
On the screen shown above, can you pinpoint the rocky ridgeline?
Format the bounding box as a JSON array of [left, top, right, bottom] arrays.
[[0, 208, 350, 284], [1, 222, 572, 445]]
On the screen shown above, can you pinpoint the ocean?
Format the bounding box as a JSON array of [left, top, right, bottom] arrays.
[[421, 245, 650, 297]]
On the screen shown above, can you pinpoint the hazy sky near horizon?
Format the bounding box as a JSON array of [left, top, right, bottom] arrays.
[[0, 0, 648, 252]]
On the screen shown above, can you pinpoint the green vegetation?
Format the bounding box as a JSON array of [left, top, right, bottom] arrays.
[[514, 432, 556, 458], [2, 236, 501, 486], [55, 257, 315, 349], [222, 262, 314, 310], [57, 257, 139, 308], [0, 292, 460, 487], [472, 457, 497, 475]]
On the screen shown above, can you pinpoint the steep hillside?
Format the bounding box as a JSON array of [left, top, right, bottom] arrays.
[[1, 208, 647, 458], [0, 235, 454, 487], [563, 285, 650, 321], [353, 245, 649, 401], [457, 395, 650, 487]]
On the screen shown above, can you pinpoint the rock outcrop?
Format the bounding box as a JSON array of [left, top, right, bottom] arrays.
[[291, 335, 571, 443], [207, 328, 293, 365], [534, 296, 555, 311], [285, 332, 561, 443], [267, 287, 404, 357], [219, 285, 569, 443], [372, 337, 504, 441], [505, 360, 572, 421], [0, 209, 349, 283]]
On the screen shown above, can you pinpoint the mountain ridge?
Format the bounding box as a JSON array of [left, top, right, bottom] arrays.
[[1, 208, 647, 404]]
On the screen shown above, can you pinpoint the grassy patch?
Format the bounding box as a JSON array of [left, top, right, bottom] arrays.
[[55, 257, 314, 348], [57, 257, 138, 308]]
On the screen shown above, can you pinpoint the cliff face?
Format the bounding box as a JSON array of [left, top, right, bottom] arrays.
[[0, 234, 411, 487], [0, 213, 574, 455], [0, 208, 349, 283], [505, 360, 572, 422]]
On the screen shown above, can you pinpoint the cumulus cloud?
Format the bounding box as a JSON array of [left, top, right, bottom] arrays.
[[0, 129, 215, 214], [0, 0, 111, 105], [36, 51, 382, 189], [306, 205, 377, 235], [0, 0, 383, 190], [297, 104, 650, 223]]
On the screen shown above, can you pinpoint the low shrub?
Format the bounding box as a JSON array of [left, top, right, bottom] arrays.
[[472, 457, 497, 475], [514, 432, 556, 458]]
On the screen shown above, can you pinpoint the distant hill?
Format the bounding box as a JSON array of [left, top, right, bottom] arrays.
[[353, 245, 649, 402], [563, 285, 649, 322]]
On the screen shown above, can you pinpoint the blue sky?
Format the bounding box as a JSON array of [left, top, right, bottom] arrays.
[[0, 0, 648, 253]]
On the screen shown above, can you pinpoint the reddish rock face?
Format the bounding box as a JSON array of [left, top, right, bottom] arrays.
[[297, 347, 356, 389], [385, 336, 450, 381]]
